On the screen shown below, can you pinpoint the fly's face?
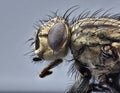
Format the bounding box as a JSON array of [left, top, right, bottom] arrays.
[[32, 6, 78, 78], [34, 17, 70, 60]]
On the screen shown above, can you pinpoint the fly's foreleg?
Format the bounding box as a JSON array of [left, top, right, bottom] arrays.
[[39, 59, 63, 78]]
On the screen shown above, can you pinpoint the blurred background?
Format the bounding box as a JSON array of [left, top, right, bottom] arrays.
[[0, 0, 120, 93]]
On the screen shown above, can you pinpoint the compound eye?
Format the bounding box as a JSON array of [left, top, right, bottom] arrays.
[[48, 23, 67, 51]]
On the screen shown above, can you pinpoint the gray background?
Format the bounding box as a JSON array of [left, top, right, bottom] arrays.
[[0, 0, 120, 92]]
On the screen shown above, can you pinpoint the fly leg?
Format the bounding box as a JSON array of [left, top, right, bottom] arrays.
[[39, 59, 63, 78]]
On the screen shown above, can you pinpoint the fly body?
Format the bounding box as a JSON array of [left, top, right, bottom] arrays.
[[69, 15, 120, 93], [29, 6, 120, 93]]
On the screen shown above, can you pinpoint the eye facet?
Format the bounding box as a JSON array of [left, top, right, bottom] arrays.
[[48, 22, 67, 51]]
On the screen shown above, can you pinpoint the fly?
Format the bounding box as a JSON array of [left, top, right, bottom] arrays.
[[29, 6, 120, 93]]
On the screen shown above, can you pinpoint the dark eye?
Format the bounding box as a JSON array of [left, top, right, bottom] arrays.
[[48, 23, 67, 51]]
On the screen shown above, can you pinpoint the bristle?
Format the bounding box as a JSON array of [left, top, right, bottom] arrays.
[[25, 37, 34, 44], [90, 8, 103, 18], [49, 9, 59, 17], [65, 7, 79, 21], [63, 5, 79, 19], [24, 50, 34, 56]]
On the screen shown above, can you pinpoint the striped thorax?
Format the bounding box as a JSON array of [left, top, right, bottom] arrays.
[[70, 17, 120, 80]]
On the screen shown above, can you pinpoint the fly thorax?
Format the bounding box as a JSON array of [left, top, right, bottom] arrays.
[[70, 18, 120, 77]]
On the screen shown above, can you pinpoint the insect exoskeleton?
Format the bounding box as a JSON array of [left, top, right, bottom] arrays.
[[34, 17, 70, 60]]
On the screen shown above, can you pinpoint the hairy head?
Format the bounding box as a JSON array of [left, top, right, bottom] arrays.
[[34, 17, 70, 60]]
